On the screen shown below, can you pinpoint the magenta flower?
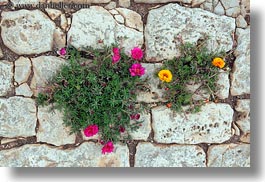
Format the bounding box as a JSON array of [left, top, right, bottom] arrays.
[[83, 124, 99, 137], [58, 47, 67, 56], [131, 47, 144, 60], [129, 63, 145, 76], [112, 47, 121, 64], [119, 126, 125, 133], [130, 114, 140, 120], [102, 141, 114, 154]]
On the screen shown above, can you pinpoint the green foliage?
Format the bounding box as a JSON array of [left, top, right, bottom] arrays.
[[158, 40, 227, 112], [37, 46, 147, 143]]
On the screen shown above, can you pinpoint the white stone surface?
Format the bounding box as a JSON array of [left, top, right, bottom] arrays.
[[15, 57, 31, 85], [10, 0, 45, 5], [130, 112, 151, 140], [104, 1, 116, 9], [116, 8, 143, 31], [135, 143, 206, 167], [145, 3, 235, 61], [152, 103, 234, 144], [0, 142, 130, 167], [114, 15, 125, 24], [214, 2, 225, 15], [67, 6, 143, 54], [216, 71, 230, 99], [16, 83, 33, 97], [30, 56, 66, 96], [0, 97, 36, 137], [0, 10, 56, 55], [231, 28, 250, 96], [47, 0, 111, 3], [207, 144, 250, 167], [136, 63, 165, 103], [236, 15, 248, 28], [37, 106, 76, 146], [0, 60, 13, 96], [134, 0, 191, 3], [226, 7, 241, 18], [220, 0, 239, 10]]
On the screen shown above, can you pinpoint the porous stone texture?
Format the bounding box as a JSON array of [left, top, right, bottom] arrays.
[[119, 0, 130, 8], [235, 99, 250, 143], [134, 0, 191, 3], [135, 143, 206, 167], [67, 6, 143, 54], [0, 60, 13, 96], [216, 71, 230, 99], [0, 10, 56, 55], [14, 57, 31, 85], [37, 106, 76, 146], [152, 103, 234, 144], [0, 142, 130, 167], [0, 97, 36, 137], [136, 63, 165, 103], [130, 112, 151, 140], [16, 83, 33, 97], [145, 3, 235, 61], [207, 144, 250, 167], [231, 27, 250, 96], [116, 8, 143, 32], [30, 56, 66, 96]]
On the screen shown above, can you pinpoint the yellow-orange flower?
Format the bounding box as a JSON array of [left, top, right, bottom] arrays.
[[212, 57, 225, 68], [158, 70, 173, 82]]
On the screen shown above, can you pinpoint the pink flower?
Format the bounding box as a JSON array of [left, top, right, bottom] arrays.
[[83, 124, 99, 137], [129, 63, 145, 76], [131, 47, 144, 60], [119, 126, 125, 133], [112, 47, 121, 64], [58, 47, 67, 56], [130, 114, 140, 120], [102, 141, 114, 154]]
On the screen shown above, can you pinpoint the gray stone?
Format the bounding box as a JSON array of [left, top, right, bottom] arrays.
[[214, 2, 225, 15], [129, 112, 151, 140], [216, 71, 230, 99], [16, 83, 33, 97], [15, 57, 31, 85], [114, 15, 125, 24], [0, 97, 36, 137], [235, 99, 250, 143], [220, 0, 239, 10], [119, 0, 130, 8], [11, 0, 45, 5], [0, 10, 56, 55], [207, 144, 250, 167], [136, 63, 166, 103], [0, 142, 130, 167], [236, 15, 248, 28], [53, 27, 66, 49], [116, 8, 143, 32], [47, 0, 111, 3], [68, 6, 143, 54], [152, 103, 234, 144], [192, 0, 206, 7], [145, 3, 235, 61], [200, 0, 212, 12], [60, 14, 68, 31], [0, 48, 3, 58], [30, 56, 66, 96], [226, 7, 241, 18], [186, 82, 210, 101], [231, 28, 250, 96], [134, 0, 191, 3], [104, 1, 116, 9], [37, 106, 76, 146], [0, 60, 13, 96], [45, 8, 62, 20], [135, 143, 206, 167]]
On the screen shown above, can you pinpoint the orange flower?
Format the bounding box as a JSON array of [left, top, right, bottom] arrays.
[[212, 57, 225, 68], [158, 70, 173, 82], [166, 103, 172, 108]]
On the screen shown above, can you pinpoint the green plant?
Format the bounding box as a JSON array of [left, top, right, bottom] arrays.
[[157, 39, 227, 112], [37, 46, 148, 144]]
